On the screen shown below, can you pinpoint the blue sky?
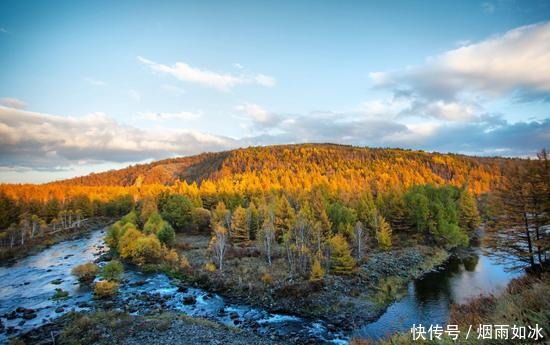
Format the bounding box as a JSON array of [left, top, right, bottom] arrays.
[[0, 0, 549, 183]]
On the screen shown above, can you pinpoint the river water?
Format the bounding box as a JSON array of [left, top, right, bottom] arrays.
[[0, 229, 520, 344]]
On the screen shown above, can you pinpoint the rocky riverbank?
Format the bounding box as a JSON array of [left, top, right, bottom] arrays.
[[14, 311, 279, 345], [0, 217, 114, 266], [185, 245, 450, 331]]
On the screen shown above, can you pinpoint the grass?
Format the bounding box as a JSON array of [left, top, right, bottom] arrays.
[[51, 288, 70, 300]]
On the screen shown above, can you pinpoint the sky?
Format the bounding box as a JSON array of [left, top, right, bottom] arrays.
[[0, 0, 549, 183]]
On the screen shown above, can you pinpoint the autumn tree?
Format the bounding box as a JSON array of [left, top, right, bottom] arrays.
[[258, 208, 276, 266], [353, 221, 367, 261], [231, 206, 249, 243], [374, 213, 392, 251], [328, 234, 355, 275], [309, 258, 325, 281], [210, 224, 228, 271]]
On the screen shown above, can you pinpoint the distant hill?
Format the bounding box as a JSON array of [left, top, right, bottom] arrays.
[[51, 144, 512, 195]]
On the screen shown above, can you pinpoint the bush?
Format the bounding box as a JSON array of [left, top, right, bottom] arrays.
[[179, 255, 191, 271], [163, 248, 179, 268], [261, 272, 273, 286], [101, 260, 123, 282], [157, 221, 176, 246], [72, 262, 99, 284], [204, 262, 217, 273], [94, 280, 119, 299], [52, 288, 69, 300], [143, 212, 163, 235]]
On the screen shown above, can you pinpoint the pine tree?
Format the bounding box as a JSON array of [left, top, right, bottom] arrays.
[[231, 206, 249, 243], [328, 234, 355, 275], [309, 258, 325, 281], [374, 213, 392, 251], [458, 188, 481, 232]]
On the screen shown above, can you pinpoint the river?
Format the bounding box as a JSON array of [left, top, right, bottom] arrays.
[[0, 228, 520, 344]]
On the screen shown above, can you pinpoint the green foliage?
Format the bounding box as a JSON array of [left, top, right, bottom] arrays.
[[328, 201, 357, 236], [52, 288, 70, 300], [101, 260, 123, 282], [160, 194, 193, 232], [156, 221, 176, 246], [191, 207, 211, 232], [143, 211, 163, 234], [404, 184, 470, 248], [71, 262, 99, 284], [328, 234, 355, 275]]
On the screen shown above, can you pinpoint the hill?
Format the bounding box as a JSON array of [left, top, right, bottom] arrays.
[[51, 144, 507, 195]]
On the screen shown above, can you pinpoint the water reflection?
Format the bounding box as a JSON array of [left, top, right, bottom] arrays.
[[357, 247, 520, 340]]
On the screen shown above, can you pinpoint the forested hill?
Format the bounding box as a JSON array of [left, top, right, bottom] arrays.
[[52, 144, 508, 195]]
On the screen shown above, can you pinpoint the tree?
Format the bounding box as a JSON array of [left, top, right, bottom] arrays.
[[374, 213, 392, 251], [210, 224, 228, 271], [231, 206, 249, 243], [309, 258, 325, 281], [192, 207, 211, 232], [101, 260, 123, 281], [258, 210, 276, 266], [274, 195, 295, 241], [487, 155, 549, 270], [160, 194, 193, 231], [72, 262, 99, 284], [458, 188, 481, 232], [353, 221, 367, 261], [328, 234, 355, 275], [211, 201, 231, 230], [156, 221, 176, 246]]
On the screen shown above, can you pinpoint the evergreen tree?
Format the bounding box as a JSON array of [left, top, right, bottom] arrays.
[[231, 206, 249, 243], [328, 234, 355, 275], [374, 213, 392, 251]]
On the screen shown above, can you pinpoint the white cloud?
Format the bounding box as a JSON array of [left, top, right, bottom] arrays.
[[138, 111, 201, 121], [233, 63, 244, 70], [0, 97, 26, 109], [371, 22, 550, 101], [83, 77, 106, 86], [138, 56, 276, 91], [0, 106, 237, 169]]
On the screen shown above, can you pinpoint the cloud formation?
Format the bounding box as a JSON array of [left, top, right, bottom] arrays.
[[0, 106, 238, 169], [0, 97, 26, 109], [138, 56, 275, 91], [372, 22, 550, 103]]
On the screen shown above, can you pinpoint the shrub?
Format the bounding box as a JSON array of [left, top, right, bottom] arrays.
[[52, 288, 69, 300], [261, 272, 273, 286], [72, 262, 99, 284], [94, 280, 119, 299], [179, 255, 191, 271], [157, 221, 176, 246], [101, 260, 123, 282], [163, 248, 179, 268], [204, 262, 217, 273]]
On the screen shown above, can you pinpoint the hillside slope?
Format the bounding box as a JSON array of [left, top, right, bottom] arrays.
[[52, 144, 508, 195]]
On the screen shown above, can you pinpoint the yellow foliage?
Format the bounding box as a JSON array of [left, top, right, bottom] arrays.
[[204, 262, 217, 273], [261, 272, 273, 286], [309, 259, 325, 282], [94, 280, 119, 299]]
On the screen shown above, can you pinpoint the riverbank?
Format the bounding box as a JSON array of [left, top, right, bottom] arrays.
[[0, 217, 114, 265], [173, 232, 451, 331], [359, 271, 549, 344], [12, 311, 277, 345]]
